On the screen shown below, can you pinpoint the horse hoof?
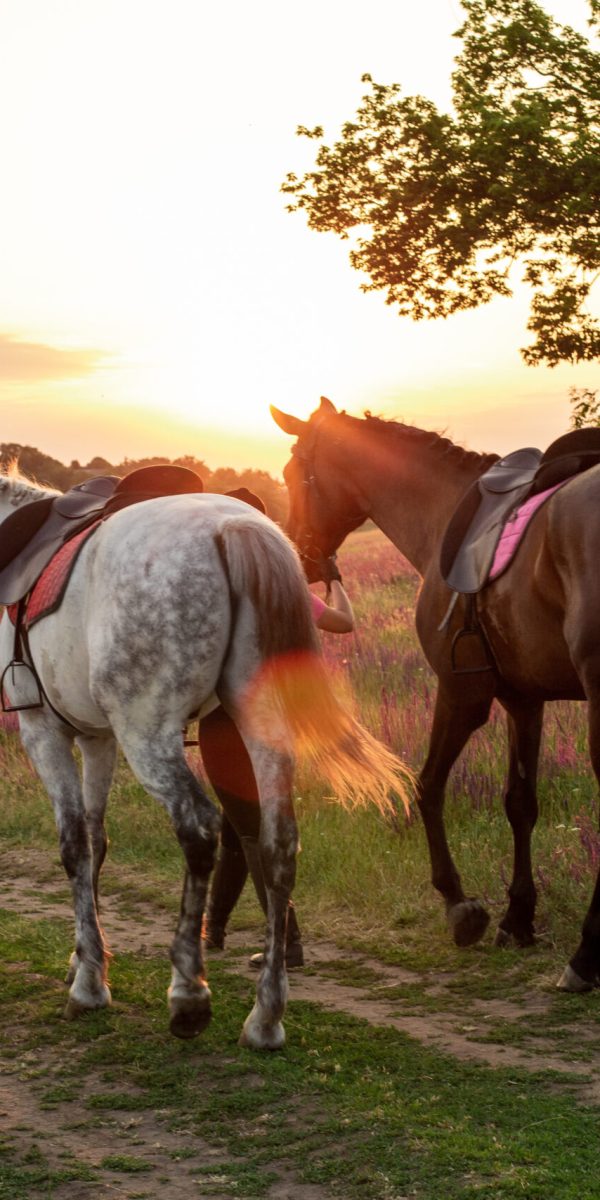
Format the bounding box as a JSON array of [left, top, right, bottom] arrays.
[[495, 926, 535, 949], [556, 964, 594, 993], [448, 899, 490, 947], [63, 997, 87, 1021], [239, 1019, 286, 1052], [63, 987, 111, 1021], [169, 998, 212, 1040], [495, 927, 513, 948]]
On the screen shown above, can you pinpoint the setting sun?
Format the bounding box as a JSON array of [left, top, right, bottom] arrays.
[[0, 0, 597, 473]]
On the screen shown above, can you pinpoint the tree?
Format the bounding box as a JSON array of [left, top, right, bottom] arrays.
[[570, 386, 600, 427], [0, 445, 288, 518], [85, 455, 114, 473], [282, 0, 600, 368]]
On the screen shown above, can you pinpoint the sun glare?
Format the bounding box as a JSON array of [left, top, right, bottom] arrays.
[[0, 0, 597, 471]]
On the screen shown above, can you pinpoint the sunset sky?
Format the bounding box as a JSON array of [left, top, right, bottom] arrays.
[[0, 0, 597, 476]]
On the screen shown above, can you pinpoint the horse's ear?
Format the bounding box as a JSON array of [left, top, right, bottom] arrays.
[[270, 405, 307, 437], [318, 396, 337, 415]]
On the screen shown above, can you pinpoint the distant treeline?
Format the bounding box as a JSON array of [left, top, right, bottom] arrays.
[[0, 444, 289, 525]]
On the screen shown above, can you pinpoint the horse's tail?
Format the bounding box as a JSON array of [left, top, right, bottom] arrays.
[[216, 519, 413, 817]]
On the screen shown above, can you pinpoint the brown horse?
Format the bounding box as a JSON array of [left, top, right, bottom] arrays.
[[271, 396, 600, 993]]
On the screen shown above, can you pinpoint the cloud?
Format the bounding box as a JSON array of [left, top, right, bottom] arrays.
[[0, 333, 111, 382]]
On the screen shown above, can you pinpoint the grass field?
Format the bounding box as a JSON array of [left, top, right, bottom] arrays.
[[1, 526, 599, 1199]]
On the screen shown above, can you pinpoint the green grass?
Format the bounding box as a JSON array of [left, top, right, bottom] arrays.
[[1, 909, 600, 1200], [1, 526, 600, 1197]]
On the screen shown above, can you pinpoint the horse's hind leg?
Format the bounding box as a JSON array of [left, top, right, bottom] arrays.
[[237, 743, 296, 1051], [117, 732, 220, 1038], [18, 719, 111, 1016], [65, 734, 117, 986], [496, 699, 543, 948], [558, 689, 600, 991]]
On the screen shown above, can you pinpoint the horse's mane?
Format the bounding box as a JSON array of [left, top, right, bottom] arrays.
[[355, 412, 499, 474], [0, 462, 60, 503]]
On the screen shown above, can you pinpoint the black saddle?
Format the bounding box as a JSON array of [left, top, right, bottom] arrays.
[[440, 428, 600, 595], [0, 464, 203, 606]]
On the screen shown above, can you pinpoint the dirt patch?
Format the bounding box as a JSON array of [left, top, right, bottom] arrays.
[[0, 1064, 235, 1200], [0, 847, 596, 1086]]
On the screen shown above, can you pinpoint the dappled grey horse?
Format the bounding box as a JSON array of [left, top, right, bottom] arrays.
[[0, 471, 411, 1048]]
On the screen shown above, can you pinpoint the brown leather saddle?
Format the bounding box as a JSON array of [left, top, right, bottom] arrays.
[[0, 464, 204, 606], [440, 428, 600, 596]]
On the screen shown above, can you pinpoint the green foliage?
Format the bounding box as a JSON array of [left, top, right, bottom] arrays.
[[283, 0, 600, 367], [569, 386, 600, 427]]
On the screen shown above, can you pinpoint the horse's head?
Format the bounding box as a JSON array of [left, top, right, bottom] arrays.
[[271, 397, 368, 583]]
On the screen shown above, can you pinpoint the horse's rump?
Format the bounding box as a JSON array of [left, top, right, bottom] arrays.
[[31, 496, 254, 730]]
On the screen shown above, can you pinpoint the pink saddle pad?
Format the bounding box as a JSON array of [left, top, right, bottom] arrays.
[[489, 479, 572, 582]]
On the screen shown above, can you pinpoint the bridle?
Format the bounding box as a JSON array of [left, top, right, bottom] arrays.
[[291, 439, 329, 573], [289, 415, 365, 580]]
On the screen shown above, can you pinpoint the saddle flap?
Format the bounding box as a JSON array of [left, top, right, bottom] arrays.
[[0, 497, 54, 574], [478, 448, 541, 494], [441, 482, 532, 594], [53, 476, 119, 518]]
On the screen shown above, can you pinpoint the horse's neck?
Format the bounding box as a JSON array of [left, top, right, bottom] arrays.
[[345, 427, 489, 576]]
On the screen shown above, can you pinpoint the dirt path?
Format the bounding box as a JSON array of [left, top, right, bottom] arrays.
[[1, 848, 599, 1199], [1, 847, 596, 1086]]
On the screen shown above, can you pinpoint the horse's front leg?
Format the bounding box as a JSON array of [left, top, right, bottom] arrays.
[[239, 746, 296, 1051], [66, 733, 117, 986], [418, 685, 493, 947], [19, 719, 111, 1016], [495, 699, 543, 948]]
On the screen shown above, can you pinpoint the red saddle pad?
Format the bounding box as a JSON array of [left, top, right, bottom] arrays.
[[7, 520, 102, 629]]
